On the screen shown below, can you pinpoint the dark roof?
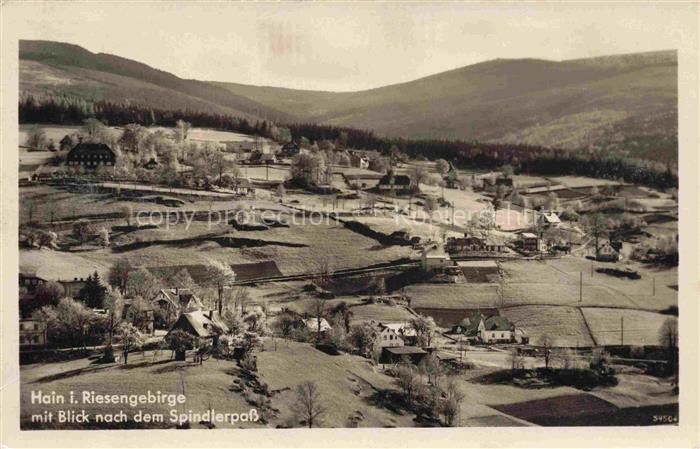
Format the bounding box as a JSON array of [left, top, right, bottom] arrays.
[[344, 173, 385, 180], [483, 316, 512, 331], [379, 174, 412, 186], [383, 346, 427, 355], [67, 142, 115, 159], [169, 310, 228, 338]]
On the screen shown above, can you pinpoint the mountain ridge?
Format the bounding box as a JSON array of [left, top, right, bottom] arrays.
[[19, 40, 677, 162]]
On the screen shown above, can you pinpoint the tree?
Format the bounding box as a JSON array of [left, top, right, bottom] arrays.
[[435, 159, 450, 176], [81, 118, 106, 141], [310, 296, 327, 346], [78, 271, 107, 309], [73, 219, 95, 243], [175, 119, 191, 142], [292, 381, 326, 428], [411, 315, 437, 348], [329, 302, 353, 333], [25, 198, 37, 224], [34, 298, 96, 350], [659, 318, 678, 375], [276, 183, 286, 199], [166, 329, 196, 361], [97, 227, 110, 247], [290, 153, 323, 186], [500, 164, 514, 179], [537, 334, 555, 370], [409, 166, 428, 187], [349, 323, 377, 356], [114, 322, 144, 364], [442, 376, 465, 426], [108, 259, 134, 295], [206, 260, 236, 315], [126, 267, 161, 300], [25, 125, 47, 150], [118, 124, 148, 153], [509, 348, 525, 373], [395, 359, 419, 404], [33, 281, 64, 308], [171, 268, 197, 292], [101, 290, 124, 361]]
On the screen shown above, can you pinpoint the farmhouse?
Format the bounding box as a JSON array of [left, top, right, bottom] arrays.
[[451, 311, 515, 344], [597, 241, 621, 262], [421, 248, 451, 272], [456, 260, 500, 283], [122, 300, 155, 335], [344, 173, 385, 190], [66, 142, 116, 169], [19, 272, 46, 294], [152, 288, 204, 325], [167, 310, 228, 344], [349, 153, 370, 169], [280, 141, 301, 157], [143, 158, 158, 170], [377, 172, 413, 194], [298, 317, 332, 338], [446, 234, 486, 253], [57, 277, 88, 299], [485, 235, 507, 252], [519, 232, 546, 253], [374, 322, 404, 348], [538, 211, 562, 228], [226, 141, 256, 153], [19, 318, 47, 348], [232, 178, 255, 196]]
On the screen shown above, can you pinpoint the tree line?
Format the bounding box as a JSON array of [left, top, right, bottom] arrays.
[[20, 95, 677, 189]]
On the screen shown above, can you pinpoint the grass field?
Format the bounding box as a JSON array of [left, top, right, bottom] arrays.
[[501, 305, 595, 347], [348, 303, 415, 324], [256, 340, 415, 428], [403, 283, 500, 310], [581, 308, 676, 346]]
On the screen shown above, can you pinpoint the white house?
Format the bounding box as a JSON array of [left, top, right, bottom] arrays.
[[421, 248, 451, 272], [538, 211, 562, 228], [597, 241, 621, 262], [478, 315, 514, 343], [375, 323, 404, 348]]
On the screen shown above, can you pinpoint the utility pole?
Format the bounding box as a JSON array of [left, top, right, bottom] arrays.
[[653, 276, 656, 296], [621, 316, 624, 346], [590, 260, 594, 277], [579, 272, 583, 302]]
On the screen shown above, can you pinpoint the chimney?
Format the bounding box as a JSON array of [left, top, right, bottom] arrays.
[[208, 310, 214, 320]]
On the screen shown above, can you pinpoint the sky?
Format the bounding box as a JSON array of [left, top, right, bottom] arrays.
[[12, 1, 697, 92]]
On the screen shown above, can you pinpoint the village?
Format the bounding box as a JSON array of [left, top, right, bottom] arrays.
[[18, 120, 679, 428]]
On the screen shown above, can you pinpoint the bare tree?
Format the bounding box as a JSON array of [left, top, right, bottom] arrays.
[[206, 260, 236, 315], [310, 296, 326, 346], [537, 334, 555, 370], [509, 348, 525, 373], [292, 381, 325, 428], [442, 376, 465, 426], [659, 318, 678, 376]]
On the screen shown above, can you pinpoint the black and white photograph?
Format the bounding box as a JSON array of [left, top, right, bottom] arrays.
[[1, 1, 698, 445]]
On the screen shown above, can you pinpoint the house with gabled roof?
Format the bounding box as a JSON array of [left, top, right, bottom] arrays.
[[66, 142, 116, 169], [538, 211, 562, 228], [167, 310, 229, 345], [450, 311, 515, 344], [377, 171, 413, 195], [152, 288, 204, 326]]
